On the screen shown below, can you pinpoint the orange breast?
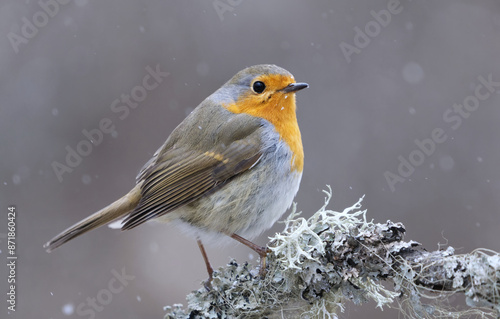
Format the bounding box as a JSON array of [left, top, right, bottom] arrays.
[[224, 86, 304, 172]]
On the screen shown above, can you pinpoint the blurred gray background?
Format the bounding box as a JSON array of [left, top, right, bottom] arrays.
[[1, 0, 500, 318]]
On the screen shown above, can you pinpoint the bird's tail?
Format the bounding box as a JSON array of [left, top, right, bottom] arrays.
[[44, 184, 142, 253]]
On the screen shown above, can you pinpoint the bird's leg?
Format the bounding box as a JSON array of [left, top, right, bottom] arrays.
[[230, 233, 271, 276], [196, 238, 213, 291]]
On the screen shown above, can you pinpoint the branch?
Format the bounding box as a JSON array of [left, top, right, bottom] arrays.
[[164, 187, 500, 319]]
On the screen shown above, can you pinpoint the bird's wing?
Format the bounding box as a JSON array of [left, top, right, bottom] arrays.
[[121, 138, 263, 230], [135, 145, 163, 183]]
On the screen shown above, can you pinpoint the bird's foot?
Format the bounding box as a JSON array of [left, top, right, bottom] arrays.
[[203, 276, 213, 291]]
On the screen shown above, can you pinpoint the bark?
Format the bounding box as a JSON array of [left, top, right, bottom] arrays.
[[164, 188, 500, 319]]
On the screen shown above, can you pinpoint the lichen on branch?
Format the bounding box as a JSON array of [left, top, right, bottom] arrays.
[[164, 187, 500, 319]]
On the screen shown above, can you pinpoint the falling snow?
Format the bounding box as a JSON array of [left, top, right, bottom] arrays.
[[2, 4, 499, 318], [439, 155, 455, 171], [82, 174, 92, 185], [402, 62, 424, 84], [62, 303, 74, 316]]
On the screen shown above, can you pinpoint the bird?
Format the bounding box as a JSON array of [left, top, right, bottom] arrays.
[[44, 64, 308, 283]]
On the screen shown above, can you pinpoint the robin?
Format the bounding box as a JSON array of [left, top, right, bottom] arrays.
[[44, 64, 308, 283]]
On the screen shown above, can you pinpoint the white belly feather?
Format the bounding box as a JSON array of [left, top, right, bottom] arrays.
[[157, 120, 302, 245]]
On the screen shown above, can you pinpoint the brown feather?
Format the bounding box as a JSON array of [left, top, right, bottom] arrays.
[[122, 140, 263, 230], [44, 184, 142, 252]]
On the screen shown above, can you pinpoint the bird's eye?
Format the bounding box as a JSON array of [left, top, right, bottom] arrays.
[[252, 81, 266, 94]]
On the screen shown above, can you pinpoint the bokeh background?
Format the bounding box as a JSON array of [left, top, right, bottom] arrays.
[[1, 0, 500, 318]]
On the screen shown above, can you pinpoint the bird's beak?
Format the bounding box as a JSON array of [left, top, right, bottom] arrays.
[[281, 82, 309, 93]]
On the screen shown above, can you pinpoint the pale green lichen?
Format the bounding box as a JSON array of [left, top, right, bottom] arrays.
[[164, 187, 500, 319], [270, 205, 325, 270]]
